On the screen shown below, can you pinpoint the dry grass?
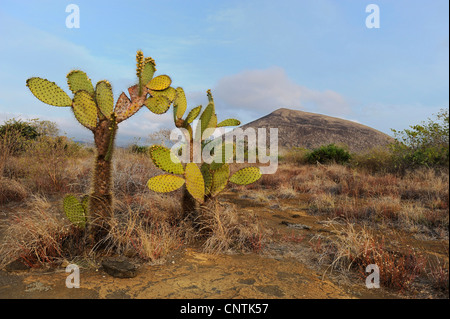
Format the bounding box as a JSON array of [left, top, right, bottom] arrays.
[[0, 177, 28, 204], [199, 200, 270, 254], [318, 222, 429, 292], [257, 163, 449, 238], [103, 195, 185, 262], [0, 195, 72, 268]]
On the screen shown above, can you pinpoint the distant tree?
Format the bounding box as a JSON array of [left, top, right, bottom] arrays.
[[390, 108, 449, 169], [0, 118, 39, 141], [0, 118, 40, 176]]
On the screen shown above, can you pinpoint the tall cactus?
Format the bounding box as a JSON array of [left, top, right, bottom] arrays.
[[147, 89, 262, 217], [26, 51, 174, 245]]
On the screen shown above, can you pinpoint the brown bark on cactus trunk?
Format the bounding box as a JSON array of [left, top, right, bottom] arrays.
[[181, 130, 199, 219], [89, 118, 116, 246]]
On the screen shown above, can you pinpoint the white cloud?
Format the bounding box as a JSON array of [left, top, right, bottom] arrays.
[[212, 67, 352, 117]]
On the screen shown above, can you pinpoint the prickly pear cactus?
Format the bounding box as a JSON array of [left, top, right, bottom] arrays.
[[26, 51, 176, 244], [146, 89, 262, 207]]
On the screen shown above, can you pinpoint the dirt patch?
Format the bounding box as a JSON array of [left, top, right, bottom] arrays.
[[0, 248, 355, 299]]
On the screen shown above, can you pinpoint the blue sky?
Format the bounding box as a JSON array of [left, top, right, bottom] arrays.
[[0, 0, 448, 145]]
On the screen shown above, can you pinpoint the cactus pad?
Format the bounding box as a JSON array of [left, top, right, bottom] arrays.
[[145, 95, 171, 114], [146, 75, 172, 91], [149, 145, 185, 175], [95, 80, 114, 118], [152, 87, 176, 102], [185, 105, 202, 124], [210, 163, 230, 196], [199, 102, 214, 137], [26, 77, 72, 107], [140, 61, 156, 88], [201, 163, 212, 194], [185, 163, 205, 203], [63, 195, 87, 228], [67, 70, 94, 96], [229, 167, 262, 185], [217, 118, 241, 127], [81, 195, 89, 212], [114, 92, 131, 119], [73, 90, 98, 130], [174, 87, 187, 119], [147, 174, 185, 193]]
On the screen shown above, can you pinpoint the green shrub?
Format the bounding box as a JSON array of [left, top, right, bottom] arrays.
[[0, 119, 40, 156], [390, 108, 449, 170], [130, 144, 149, 154], [306, 144, 351, 165]]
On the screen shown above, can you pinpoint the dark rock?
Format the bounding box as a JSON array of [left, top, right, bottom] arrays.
[[238, 278, 256, 285], [5, 258, 31, 272], [269, 204, 281, 210], [255, 285, 285, 297], [102, 257, 138, 278]]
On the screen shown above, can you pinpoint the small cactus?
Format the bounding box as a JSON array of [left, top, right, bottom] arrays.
[[147, 89, 262, 213]]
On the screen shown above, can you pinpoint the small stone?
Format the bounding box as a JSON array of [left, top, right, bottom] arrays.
[[238, 278, 256, 285], [25, 282, 51, 293], [102, 257, 139, 278], [280, 221, 311, 230], [5, 258, 31, 272]]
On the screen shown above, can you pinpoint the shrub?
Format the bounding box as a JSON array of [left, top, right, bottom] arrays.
[[390, 108, 449, 170], [0, 119, 40, 176], [306, 144, 351, 165], [350, 146, 396, 174], [129, 143, 149, 154], [280, 147, 309, 165], [0, 118, 40, 143]]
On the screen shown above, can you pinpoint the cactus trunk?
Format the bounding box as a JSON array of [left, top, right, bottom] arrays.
[[89, 118, 116, 244], [181, 131, 198, 218]]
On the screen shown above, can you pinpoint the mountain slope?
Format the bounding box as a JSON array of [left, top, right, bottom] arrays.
[[239, 108, 392, 153]]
